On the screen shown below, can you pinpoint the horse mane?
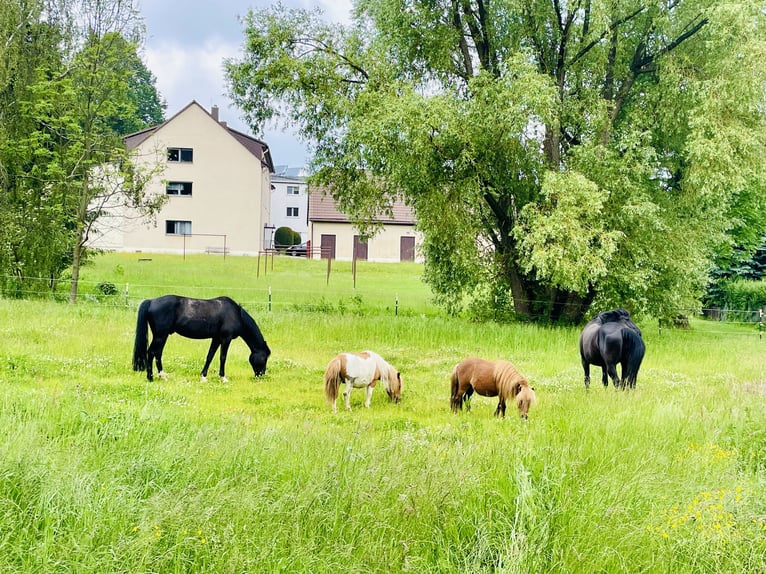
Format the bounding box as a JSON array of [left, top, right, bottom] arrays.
[[238, 305, 268, 349], [492, 360, 529, 398], [366, 351, 400, 390], [596, 308, 631, 324]]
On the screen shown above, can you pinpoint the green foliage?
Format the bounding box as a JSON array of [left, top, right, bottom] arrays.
[[227, 0, 766, 323], [274, 226, 296, 247], [95, 281, 118, 296], [0, 0, 167, 303], [715, 279, 766, 314]]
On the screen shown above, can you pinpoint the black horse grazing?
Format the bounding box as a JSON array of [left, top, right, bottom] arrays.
[[132, 295, 270, 382], [579, 309, 645, 390]]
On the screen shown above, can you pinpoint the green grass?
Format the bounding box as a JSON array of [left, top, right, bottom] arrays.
[[0, 252, 764, 572]]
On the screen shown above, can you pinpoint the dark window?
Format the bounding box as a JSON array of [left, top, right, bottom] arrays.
[[166, 181, 192, 196], [286, 207, 299, 217], [167, 147, 193, 162], [166, 220, 191, 235]]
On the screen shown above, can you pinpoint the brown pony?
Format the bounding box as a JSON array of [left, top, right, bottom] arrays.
[[324, 350, 402, 412], [450, 358, 536, 419]]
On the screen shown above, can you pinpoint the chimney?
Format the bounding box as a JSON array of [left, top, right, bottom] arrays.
[[211, 105, 219, 122]]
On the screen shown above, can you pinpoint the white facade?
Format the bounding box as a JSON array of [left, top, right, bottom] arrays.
[[310, 221, 422, 263], [90, 102, 273, 256], [268, 172, 308, 248]]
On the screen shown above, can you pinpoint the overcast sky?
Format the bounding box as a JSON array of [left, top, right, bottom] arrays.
[[139, 1, 352, 169]]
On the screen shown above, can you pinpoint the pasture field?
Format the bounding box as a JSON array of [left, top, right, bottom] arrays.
[[0, 252, 765, 573]]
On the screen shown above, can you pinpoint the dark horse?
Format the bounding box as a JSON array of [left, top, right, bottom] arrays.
[[132, 295, 270, 382], [579, 309, 645, 390]]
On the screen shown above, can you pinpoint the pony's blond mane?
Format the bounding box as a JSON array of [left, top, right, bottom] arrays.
[[365, 350, 401, 393], [493, 360, 530, 399]]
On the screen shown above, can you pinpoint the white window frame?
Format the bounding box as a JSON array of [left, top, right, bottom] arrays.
[[166, 181, 193, 196], [167, 147, 193, 163], [166, 220, 192, 235], [286, 185, 300, 195], [286, 207, 299, 217]]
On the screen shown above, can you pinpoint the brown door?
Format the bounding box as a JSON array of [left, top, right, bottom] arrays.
[[320, 234, 336, 259], [353, 235, 368, 261], [400, 236, 415, 261]]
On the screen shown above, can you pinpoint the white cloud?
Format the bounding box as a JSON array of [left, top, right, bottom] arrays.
[[146, 39, 238, 117], [141, 0, 354, 168]]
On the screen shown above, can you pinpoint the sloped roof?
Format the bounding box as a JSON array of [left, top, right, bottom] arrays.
[[123, 101, 274, 173], [308, 186, 416, 225]]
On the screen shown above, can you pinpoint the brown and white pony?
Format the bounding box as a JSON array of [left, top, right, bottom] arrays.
[[450, 358, 536, 419], [324, 351, 402, 412]]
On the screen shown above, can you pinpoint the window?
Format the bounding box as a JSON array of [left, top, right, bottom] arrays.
[[166, 220, 191, 235], [286, 185, 300, 195], [167, 147, 193, 162], [166, 181, 192, 196], [286, 207, 299, 217]]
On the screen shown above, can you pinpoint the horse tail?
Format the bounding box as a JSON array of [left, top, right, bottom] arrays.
[[132, 299, 151, 371], [449, 364, 461, 412], [324, 356, 343, 405], [623, 328, 646, 386]]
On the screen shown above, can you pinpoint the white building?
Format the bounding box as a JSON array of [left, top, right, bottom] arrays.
[[268, 168, 308, 248]]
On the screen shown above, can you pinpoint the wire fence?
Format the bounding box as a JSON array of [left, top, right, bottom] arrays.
[[1, 272, 764, 338]]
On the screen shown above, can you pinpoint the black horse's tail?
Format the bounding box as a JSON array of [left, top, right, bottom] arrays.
[[132, 299, 151, 371], [623, 328, 646, 386]]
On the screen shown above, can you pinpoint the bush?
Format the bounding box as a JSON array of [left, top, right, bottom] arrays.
[[716, 279, 766, 321], [274, 226, 296, 248], [96, 281, 119, 296]]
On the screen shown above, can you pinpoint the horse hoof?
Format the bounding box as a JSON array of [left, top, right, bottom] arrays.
[[221, 376, 229, 383], [158, 371, 168, 380], [200, 376, 207, 383]]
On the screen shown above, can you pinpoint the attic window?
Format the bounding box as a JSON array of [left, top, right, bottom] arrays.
[[167, 147, 193, 162], [287, 185, 300, 195]]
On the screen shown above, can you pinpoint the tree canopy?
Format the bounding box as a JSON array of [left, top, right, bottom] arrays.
[[227, 0, 766, 322], [0, 0, 167, 301]]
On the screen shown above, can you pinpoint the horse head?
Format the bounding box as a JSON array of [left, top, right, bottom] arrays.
[[249, 346, 271, 377], [384, 370, 403, 403]]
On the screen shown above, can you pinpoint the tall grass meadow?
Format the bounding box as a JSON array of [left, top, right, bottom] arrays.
[[0, 253, 764, 572]]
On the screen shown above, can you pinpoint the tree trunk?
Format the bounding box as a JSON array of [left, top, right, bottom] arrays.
[[69, 238, 82, 304]]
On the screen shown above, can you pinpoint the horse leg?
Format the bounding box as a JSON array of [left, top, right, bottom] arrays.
[[601, 366, 609, 388], [147, 336, 168, 382], [199, 339, 221, 382], [582, 361, 591, 390], [606, 363, 620, 389], [494, 397, 506, 418], [364, 384, 373, 408], [217, 339, 232, 382], [464, 386, 474, 413], [622, 361, 637, 390], [343, 382, 353, 411]]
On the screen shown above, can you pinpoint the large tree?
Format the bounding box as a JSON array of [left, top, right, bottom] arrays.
[[227, 0, 766, 321], [0, 0, 167, 302]]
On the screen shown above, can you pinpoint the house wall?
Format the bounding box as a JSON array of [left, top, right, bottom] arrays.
[[92, 103, 270, 255], [310, 221, 422, 263], [270, 175, 308, 246]]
